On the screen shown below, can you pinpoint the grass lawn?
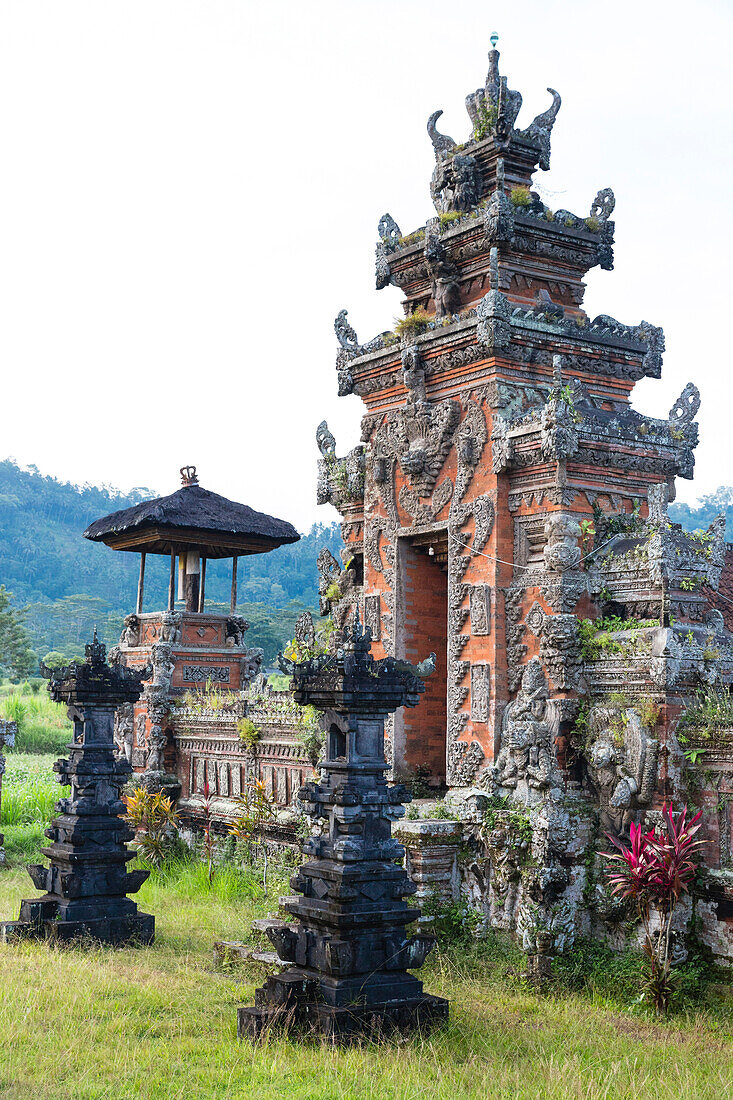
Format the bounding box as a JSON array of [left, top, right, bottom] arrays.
[[0, 736, 731, 1098], [0, 846, 730, 1100]]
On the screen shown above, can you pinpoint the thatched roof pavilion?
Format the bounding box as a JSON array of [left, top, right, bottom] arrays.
[[84, 466, 299, 612]]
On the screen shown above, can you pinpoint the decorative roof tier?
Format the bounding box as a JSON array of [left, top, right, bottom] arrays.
[[84, 466, 299, 558]]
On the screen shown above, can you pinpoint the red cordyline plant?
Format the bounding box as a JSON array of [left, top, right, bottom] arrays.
[[603, 803, 705, 1014]]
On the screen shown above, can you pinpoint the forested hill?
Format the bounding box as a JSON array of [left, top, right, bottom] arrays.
[[0, 460, 341, 663], [1, 460, 731, 666]]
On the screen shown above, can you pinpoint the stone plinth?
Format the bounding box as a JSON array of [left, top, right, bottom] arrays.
[[393, 819, 462, 904], [238, 614, 449, 1041], [0, 634, 154, 946]]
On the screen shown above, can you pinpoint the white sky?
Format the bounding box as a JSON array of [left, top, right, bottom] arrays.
[[0, 0, 731, 531]]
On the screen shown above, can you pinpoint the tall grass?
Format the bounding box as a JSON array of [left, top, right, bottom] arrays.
[[1, 684, 70, 753], [1, 753, 67, 827]]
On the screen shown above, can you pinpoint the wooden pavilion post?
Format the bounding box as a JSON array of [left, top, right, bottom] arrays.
[[136, 552, 146, 616], [168, 548, 176, 611], [198, 557, 207, 613], [230, 556, 238, 612]]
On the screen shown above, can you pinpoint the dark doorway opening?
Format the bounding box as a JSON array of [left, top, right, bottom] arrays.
[[397, 530, 448, 787]]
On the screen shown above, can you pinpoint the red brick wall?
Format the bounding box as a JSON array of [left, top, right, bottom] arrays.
[[400, 540, 448, 783]]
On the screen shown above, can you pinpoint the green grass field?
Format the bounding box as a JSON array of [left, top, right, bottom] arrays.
[[0, 728, 731, 1098]]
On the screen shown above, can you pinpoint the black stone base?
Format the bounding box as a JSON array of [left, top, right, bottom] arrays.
[[238, 994, 449, 1043], [0, 909, 154, 946]]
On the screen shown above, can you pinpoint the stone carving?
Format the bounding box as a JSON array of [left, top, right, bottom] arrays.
[[668, 382, 701, 426], [469, 585, 492, 636], [543, 513, 581, 573], [525, 602, 546, 637], [113, 703, 134, 763], [585, 705, 660, 833], [483, 812, 526, 926], [453, 401, 488, 506], [427, 109, 457, 157], [476, 287, 512, 350], [448, 737, 485, 787], [539, 614, 583, 691], [120, 614, 140, 647], [334, 309, 360, 353], [590, 187, 615, 224], [294, 610, 316, 653], [375, 214, 402, 290], [373, 375, 460, 498], [378, 212, 401, 248], [470, 663, 491, 722], [465, 45, 522, 145], [484, 159, 514, 244], [316, 547, 342, 615], [540, 387, 579, 463], [364, 593, 381, 642], [160, 611, 181, 644], [491, 659, 558, 792], [424, 225, 461, 318], [518, 89, 561, 171], [399, 479, 453, 527], [240, 647, 264, 684], [504, 589, 527, 692], [145, 724, 167, 774], [427, 113, 480, 213], [452, 495, 495, 554], [316, 420, 336, 457], [225, 616, 248, 647]]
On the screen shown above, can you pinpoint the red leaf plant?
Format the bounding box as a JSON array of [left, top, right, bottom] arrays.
[[603, 804, 705, 1013]]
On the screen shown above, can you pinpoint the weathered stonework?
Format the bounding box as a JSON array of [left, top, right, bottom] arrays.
[[238, 617, 448, 1041], [1, 635, 154, 945], [315, 40, 733, 972]]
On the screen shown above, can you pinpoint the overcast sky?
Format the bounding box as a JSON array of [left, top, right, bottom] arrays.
[[1, 0, 731, 531]]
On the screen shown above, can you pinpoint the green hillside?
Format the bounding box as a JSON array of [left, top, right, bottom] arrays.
[[0, 460, 341, 665]]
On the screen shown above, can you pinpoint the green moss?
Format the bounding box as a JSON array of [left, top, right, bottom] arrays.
[[509, 186, 531, 208], [395, 307, 431, 339], [438, 210, 464, 228]]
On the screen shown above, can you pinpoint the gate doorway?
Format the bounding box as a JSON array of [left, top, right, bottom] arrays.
[[395, 530, 448, 788]]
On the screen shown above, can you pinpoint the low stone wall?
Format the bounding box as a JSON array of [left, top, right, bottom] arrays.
[[171, 691, 315, 830]]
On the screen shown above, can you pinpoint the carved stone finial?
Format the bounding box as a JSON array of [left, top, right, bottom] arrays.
[[552, 354, 564, 388], [590, 188, 615, 224], [427, 110, 457, 161], [316, 420, 337, 458], [519, 89, 562, 171], [180, 465, 198, 487], [334, 309, 360, 352], [668, 382, 701, 425]]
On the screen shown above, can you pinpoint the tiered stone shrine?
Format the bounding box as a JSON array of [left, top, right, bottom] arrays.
[[316, 42, 733, 968], [0, 633, 154, 945], [238, 614, 448, 1040]]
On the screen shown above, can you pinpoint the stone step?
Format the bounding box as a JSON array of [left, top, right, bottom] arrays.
[[251, 917, 285, 935], [213, 939, 281, 970], [250, 950, 280, 967]]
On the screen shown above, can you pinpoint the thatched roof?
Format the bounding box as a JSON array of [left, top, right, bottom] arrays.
[[84, 483, 300, 558]]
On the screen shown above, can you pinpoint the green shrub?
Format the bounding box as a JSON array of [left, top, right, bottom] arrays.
[[422, 895, 482, 945], [237, 717, 261, 751]]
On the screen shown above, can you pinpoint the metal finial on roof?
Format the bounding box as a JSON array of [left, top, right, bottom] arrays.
[[180, 465, 199, 487], [490, 33, 499, 50]]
